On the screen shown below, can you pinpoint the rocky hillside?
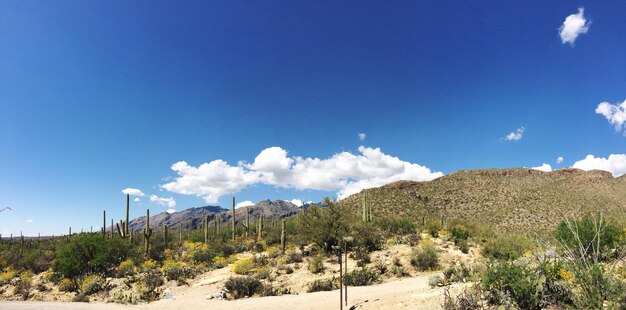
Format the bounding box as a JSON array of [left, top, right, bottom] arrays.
[[339, 168, 626, 232], [127, 199, 302, 232]]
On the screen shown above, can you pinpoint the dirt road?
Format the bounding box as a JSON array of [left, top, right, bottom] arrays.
[[0, 273, 463, 310]]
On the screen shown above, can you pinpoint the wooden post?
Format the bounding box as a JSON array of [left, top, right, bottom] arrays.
[[339, 252, 343, 310]]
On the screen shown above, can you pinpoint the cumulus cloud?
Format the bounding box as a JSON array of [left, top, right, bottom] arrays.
[[596, 100, 626, 135], [162, 146, 443, 202], [162, 160, 259, 204], [166, 208, 176, 214], [505, 127, 525, 141], [133, 197, 140, 202], [556, 156, 564, 164], [531, 163, 553, 172], [290, 199, 303, 207], [572, 154, 626, 177], [559, 8, 590, 45], [358, 133, 367, 141], [149, 195, 176, 208], [235, 200, 254, 209], [25, 219, 33, 223], [122, 188, 145, 196]]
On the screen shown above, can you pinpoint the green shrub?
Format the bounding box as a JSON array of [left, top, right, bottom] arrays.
[[554, 215, 622, 262], [139, 269, 163, 301], [224, 276, 262, 299], [296, 204, 353, 253], [482, 233, 532, 260], [78, 274, 105, 296], [192, 249, 216, 265], [231, 258, 256, 275], [390, 265, 409, 277], [410, 244, 439, 271], [425, 220, 442, 237], [377, 217, 417, 235], [53, 234, 136, 278], [351, 222, 385, 252], [308, 255, 325, 274], [482, 261, 545, 310], [58, 278, 76, 292], [457, 239, 469, 254], [344, 267, 380, 286], [307, 277, 338, 292], [116, 259, 136, 277]]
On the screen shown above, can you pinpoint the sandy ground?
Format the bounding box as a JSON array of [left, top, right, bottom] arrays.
[[0, 273, 467, 310]]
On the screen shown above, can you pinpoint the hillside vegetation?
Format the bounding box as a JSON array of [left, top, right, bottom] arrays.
[[340, 168, 626, 233]]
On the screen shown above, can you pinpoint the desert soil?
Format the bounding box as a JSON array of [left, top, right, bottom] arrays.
[[0, 272, 467, 310]]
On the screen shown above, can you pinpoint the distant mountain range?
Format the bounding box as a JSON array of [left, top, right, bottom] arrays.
[[126, 199, 304, 232]]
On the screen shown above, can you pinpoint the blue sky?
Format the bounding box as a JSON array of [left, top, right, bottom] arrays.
[[1, 1, 625, 236]]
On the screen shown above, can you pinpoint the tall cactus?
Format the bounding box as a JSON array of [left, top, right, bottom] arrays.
[[117, 194, 131, 239], [231, 194, 236, 240], [144, 209, 152, 258], [257, 215, 263, 239], [280, 218, 286, 254], [102, 210, 106, 237], [244, 206, 250, 238], [203, 213, 209, 244], [164, 224, 168, 245], [362, 190, 367, 221], [179, 223, 182, 243]]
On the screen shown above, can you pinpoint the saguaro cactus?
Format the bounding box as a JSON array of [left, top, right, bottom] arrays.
[[281, 218, 286, 254], [362, 190, 367, 221], [231, 195, 236, 240], [203, 214, 209, 244], [243, 206, 250, 238], [144, 209, 152, 257], [257, 215, 263, 239]]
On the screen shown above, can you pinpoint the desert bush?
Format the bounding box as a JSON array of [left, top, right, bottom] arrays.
[[0, 268, 16, 285], [78, 274, 105, 296], [554, 215, 622, 262], [390, 265, 409, 277], [255, 266, 271, 280], [54, 234, 136, 278], [231, 257, 257, 275], [352, 247, 371, 267], [161, 260, 197, 283], [116, 259, 136, 277], [191, 249, 216, 265], [140, 259, 159, 271], [411, 244, 439, 271], [429, 275, 444, 288], [373, 258, 387, 274], [308, 255, 325, 274], [351, 222, 385, 252], [259, 283, 291, 296], [377, 217, 417, 235], [307, 277, 338, 292], [481, 233, 532, 260], [457, 239, 470, 254], [425, 220, 442, 237], [286, 250, 303, 263], [58, 278, 76, 292], [13, 271, 33, 300], [443, 285, 485, 310], [482, 261, 545, 310], [344, 267, 379, 286], [139, 269, 163, 301], [224, 276, 262, 299], [296, 204, 353, 253]]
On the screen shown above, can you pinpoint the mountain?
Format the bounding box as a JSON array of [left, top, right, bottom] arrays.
[[127, 200, 302, 232], [339, 168, 626, 232]]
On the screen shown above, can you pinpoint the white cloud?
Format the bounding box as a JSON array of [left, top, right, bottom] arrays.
[[166, 208, 176, 214], [531, 163, 552, 172], [290, 199, 303, 207], [122, 188, 145, 196], [25, 219, 33, 223], [559, 8, 590, 45], [505, 127, 525, 141], [358, 133, 367, 141], [235, 200, 254, 209], [305, 200, 314, 204], [572, 154, 626, 177], [133, 197, 140, 202], [596, 100, 626, 135], [162, 146, 443, 202], [149, 195, 176, 208], [556, 156, 564, 164], [162, 160, 259, 204]]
